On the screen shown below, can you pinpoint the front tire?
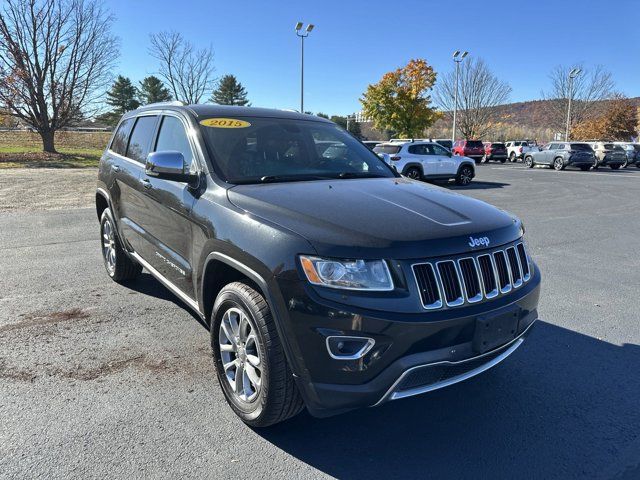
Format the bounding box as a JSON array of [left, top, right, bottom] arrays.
[[211, 282, 304, 427], [100, 209, 142, 282], [524, 156, 534, 168], [509, 152, 517, 162], [455, 165, 474, 186]]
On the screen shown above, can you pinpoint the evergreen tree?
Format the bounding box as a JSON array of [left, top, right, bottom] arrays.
[[138, 75, 172, 105], [101, 76, 140, 125], [210, 74, 250, 106]]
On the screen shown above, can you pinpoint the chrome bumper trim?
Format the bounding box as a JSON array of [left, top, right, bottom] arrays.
[[373, 320, 535, 406]]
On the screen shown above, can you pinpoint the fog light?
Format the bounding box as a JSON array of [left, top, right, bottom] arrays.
[[326, 336, 375, 360]]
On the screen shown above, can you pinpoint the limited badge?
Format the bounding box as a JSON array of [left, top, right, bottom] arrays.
[[200, 118, 251, 128]]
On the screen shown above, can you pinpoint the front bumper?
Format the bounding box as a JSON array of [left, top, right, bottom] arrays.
[[277, 264, 541, 417]]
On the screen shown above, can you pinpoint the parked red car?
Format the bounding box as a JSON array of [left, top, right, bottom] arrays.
[[482, 142, 508, 163], [452, 140, 485, 163]]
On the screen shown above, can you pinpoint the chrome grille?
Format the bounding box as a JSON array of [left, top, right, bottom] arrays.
[[412, 242, 531, 310]]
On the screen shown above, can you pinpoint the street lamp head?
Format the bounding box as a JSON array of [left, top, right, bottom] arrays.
[[569, 68, 582, 78], [461, 51, 469, 59], [306, 24, 314, 33], [295, 22, 303, 31], [453, 50, 460, 58]]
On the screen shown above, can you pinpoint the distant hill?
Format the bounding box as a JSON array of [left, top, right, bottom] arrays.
[[361, 97, 640, 142]]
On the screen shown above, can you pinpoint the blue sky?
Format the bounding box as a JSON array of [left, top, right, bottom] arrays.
[[107, 0, 639, 115]]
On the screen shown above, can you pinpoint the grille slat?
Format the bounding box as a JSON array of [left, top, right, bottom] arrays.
[[459, 258, 482, 302], [477, 254, 498, 298], [412, 242, 532, 311], [506, 247, 523, 287], [412, 263, 442, 309], [493, 251, 512, 293], [516, 243, 530, 280], [436, 261, 463, 306]]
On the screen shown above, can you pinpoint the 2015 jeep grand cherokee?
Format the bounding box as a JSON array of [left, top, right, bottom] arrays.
[[96, 103, 541, 427]]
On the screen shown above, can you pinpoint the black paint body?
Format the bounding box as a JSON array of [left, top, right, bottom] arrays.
[[96, 105, 541, 417]]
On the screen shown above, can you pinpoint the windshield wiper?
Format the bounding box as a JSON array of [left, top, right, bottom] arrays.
[[258, 174, 331, 183], [336, 172, 387, 179]]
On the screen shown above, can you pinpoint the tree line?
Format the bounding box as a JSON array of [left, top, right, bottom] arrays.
[[0, 0, 637, 154]]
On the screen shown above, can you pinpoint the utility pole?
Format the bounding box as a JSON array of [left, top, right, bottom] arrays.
[[295, 22, 314, 113], [452, 50, 469, 145], [565, 68, 582, 141]]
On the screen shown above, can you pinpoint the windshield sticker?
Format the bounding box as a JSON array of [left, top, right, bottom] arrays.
[[200, 118, 251, 128]]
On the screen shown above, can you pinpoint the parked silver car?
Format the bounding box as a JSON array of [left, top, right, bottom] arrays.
[[524, 142, 596, 171], [613, 142, 639, 168], [589, 142, 627, 170]]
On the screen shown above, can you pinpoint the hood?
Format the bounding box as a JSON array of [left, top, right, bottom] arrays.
[[227, 177, 522, 259]]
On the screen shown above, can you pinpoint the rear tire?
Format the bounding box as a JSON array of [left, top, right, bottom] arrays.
[[100, 209, 142, 283], [404, 166, 422, 180], [500, 158, 506, 163], [610, 164, 621, 170], [211, 281, 304, 427], [455, 165, 474, 186], [553, 157, 565, 171]]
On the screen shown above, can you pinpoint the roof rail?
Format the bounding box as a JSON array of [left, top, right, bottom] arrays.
[[137, 100, 185, 109]]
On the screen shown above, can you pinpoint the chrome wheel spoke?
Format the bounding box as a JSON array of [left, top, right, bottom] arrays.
[[220, 343, 236, 353], [235, 362, 245, 394]]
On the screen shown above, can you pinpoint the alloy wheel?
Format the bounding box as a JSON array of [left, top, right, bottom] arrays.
[[459, 167, 473, 185], [219, 307, 262, 403], [554, 158, 563, 171], [101, 217, 116, 275], [406, 168, 420, 180]]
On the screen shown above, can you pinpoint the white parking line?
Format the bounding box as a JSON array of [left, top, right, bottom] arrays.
[[488, 166, 640, 178]]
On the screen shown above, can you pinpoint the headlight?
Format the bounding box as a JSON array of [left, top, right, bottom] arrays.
[[299, 256, 394, 291]]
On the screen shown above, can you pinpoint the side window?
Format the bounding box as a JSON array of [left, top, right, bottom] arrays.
[[408, 145, 425, 154], [549, 143, 560, 150], [432, 144, 449, 156], [110, 118, 134, 156], [126, 116, 158, 163], [154, 116, 195, 170]]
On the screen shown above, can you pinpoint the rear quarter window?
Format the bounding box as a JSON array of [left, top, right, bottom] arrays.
[[110, 118, 134, 156]]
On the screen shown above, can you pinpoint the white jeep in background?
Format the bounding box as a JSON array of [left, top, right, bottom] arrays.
[[505, 140, 538, 162], [373, 139, 476, 186]]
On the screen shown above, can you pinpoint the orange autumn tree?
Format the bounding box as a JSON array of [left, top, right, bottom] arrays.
[[573, 96, 638, 140], [361, 59, 440, 138]]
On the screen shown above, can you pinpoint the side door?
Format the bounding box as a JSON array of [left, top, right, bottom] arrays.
[[546, 143, 561, 165], [116, 114, 161, 255], [432, 143, 457, 175], [408, 144, 438, 176], [104, 116, 146, 252], [136, 113, 201, 298]]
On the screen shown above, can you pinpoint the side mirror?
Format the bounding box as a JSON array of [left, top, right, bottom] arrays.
[[146, 151, 197, 184], [447, 151, 452, 157]]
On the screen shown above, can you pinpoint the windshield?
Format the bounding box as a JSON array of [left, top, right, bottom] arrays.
[[604, 144, 622, 151], [199, 117, 396, 184], [570, 143, 592, 151]]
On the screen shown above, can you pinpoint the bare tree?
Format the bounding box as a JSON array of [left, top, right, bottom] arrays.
[[149, 31, 215, 105], [0, 0, 118, 153], [434, 58, 511, 139], [541, 64, 614, 136]]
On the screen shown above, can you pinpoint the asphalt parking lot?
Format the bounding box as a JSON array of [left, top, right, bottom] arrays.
[[1, 163, 640, 479]]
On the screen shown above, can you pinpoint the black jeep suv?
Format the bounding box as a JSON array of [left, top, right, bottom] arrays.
[[96, 103, 541, 427]]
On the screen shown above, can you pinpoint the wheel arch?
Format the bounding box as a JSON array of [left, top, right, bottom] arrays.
[[96, 188, 110, 220], [199, 252, 305, 379], [401, 162, 424, 176]]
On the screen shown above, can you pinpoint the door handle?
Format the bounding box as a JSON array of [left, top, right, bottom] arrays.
[[141, 178, 152, 189], [111, 165, 120, 173]]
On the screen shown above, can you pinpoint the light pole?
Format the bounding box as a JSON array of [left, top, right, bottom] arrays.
[[451, 50, 468, 145], [295, 22, 314, 113], [565, 67, 582, 141]]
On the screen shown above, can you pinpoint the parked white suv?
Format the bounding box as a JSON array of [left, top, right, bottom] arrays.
[[373, 140, 475, 185], [505, 140, 538, 162]]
